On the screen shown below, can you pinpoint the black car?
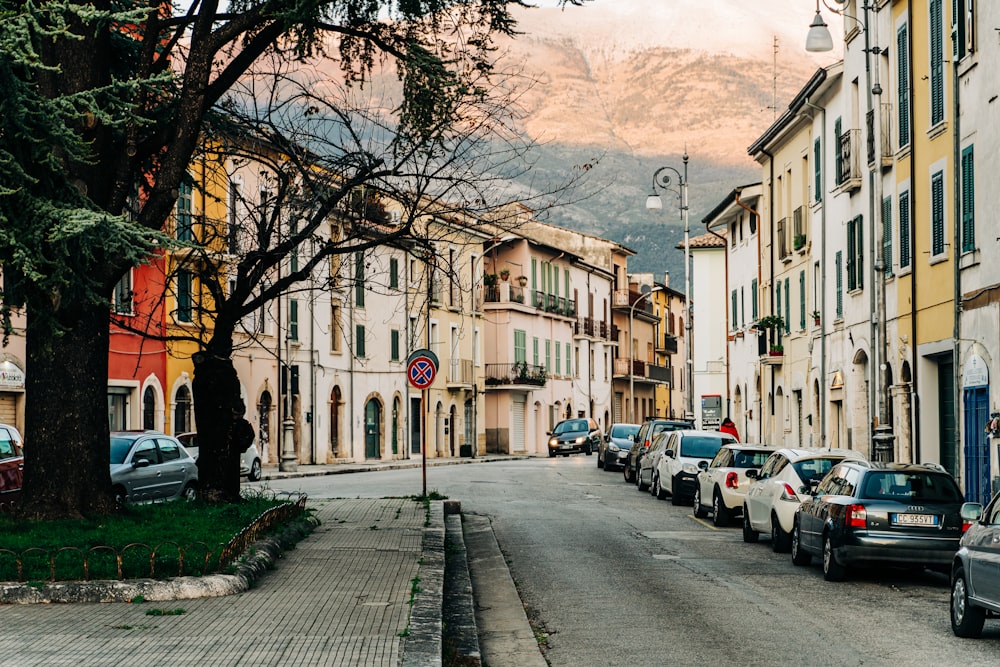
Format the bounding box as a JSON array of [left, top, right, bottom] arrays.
[[547, 418, 602, 457], [791, 461, 965, 581], [623, 418, 693, 484], [598, 422, 640, 470]]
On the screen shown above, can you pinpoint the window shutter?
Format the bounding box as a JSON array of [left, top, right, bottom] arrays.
[[846, 220, 856, 290], [751, 278, 758, 320], [835, 251, 844, 318], [899, 191, 911, 268], [930, 0, 945, 125], [834, 117, 844, 185], [897, 24, 910, 148], [784, 277, 790, 334], [854, 216, 864, 290], [799, 271, 806, 331], [882, 197, 893, 277], [932, 172, 946, 256], [814, 138, 822, 202], [731, 289, 737, 325], [961, 145, 975, 252]]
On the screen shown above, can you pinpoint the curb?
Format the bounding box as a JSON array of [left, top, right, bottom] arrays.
[[401, 499, 445, 667]]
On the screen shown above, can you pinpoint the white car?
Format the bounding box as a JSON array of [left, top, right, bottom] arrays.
[[651, 430, 737, 505], [177, 432, 263, 481], [742, 448, 866, 552], [693, 443, 775, 527]]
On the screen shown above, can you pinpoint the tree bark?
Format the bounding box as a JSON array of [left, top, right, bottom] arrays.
[[192, 349, 243, 503], [20, 301, 116, 519]]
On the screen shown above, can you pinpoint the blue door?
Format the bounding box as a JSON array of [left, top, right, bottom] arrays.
[[963, 386, 991, 505]]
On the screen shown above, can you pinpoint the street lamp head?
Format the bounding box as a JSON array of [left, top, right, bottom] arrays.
[[645, 194, 663, 211], [806, 9, 834, 52]]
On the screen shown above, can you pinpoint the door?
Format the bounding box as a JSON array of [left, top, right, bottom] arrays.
[[365, 399, 381, 459], [126, 438, 164, 500], [410, 397, 422, 455], [939, 358, 957, 477], [963, 386, 991, 505], [511, 396, 526, 453], [154, 436, 187, 498]]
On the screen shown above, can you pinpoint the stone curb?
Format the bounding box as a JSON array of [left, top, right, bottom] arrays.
[[400, 500, 445, 667], [0, 510, 318, 604]]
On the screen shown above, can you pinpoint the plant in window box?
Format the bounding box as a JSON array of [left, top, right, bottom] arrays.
[[755, 314, 785, 331], [484, 273, 498, 287], [794, 234, 807, 250], [769, 344, 784, 356], [811, 310, 821, 325]]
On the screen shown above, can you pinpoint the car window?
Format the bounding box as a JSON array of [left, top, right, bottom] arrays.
[[554, 420, 585, 434], [132, 440, 158, 465], [0, 428, 18, 458], [820, 466, 857, 496], [733, 451, 771, 468], [157, 438, 181, 462], [792, 457, 842, 485], [758, 454, 780, 479], [860, 471, 962, 502], [710, 448, 733, 468], [679, 436, 727, 459], [110, 437, 135, 465], [611, 424, 640, 439]]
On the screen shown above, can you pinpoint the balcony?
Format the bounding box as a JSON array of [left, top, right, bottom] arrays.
[[482, 283, 526, 306], [484, 362, 546, 388], [836, 128, 862, 191], [657, 333, 678, 354], [446, 359, 474, 390], [867, 102, 894, 170], [613, 357, 646, 378], [575, 316, 596, 338], [776, 217, 789, 260], [647, 363, 671, 383]]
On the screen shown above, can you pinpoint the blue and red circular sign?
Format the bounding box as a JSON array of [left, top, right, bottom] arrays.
[[407, 349, 439, 389]]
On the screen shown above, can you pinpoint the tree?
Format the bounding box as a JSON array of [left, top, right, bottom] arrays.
[[0, 0, 589, 519]]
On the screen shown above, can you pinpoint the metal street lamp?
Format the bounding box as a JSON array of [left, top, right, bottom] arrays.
[[628, 286, 664, 423], [647, 153, 692, 420], [804, 0, 893, 461]]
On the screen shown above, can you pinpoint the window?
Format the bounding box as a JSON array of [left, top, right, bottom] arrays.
[[751, 278, 758, 320], [514, 330, 526, 363], [533, 337, 539, 366], [897, 23, 910, 149], [961, 145, 975, 252], [899, 190, 912, 269], [566, 342, 571, 377], [289, 299, 299, 341], [833, 117, 844, 186], [389, 257, 399, 290], [930, 0, 945, 126], [799, 270, 805, 331], [931, 171, 946, 257], [355, 252, 365, 307], [289, 220, 299, 273], [228, 179, 241, 254], [176, 178, 193, 242], [882, 196, 893, 277], [176, 269, 192, 322], [775, 281, 781, 327], [784, 277, 790, 334], [356, 324, 366, 358], [113, 269, 133, 315], [545, 340, 551, 373], [835, 251, 844, 318], [847, 215, 864, 291], [555, 341, 561, 375], [952, 0, 974, 61], [391, 330, 400, 361], [731, 289, 737, 326], [331, 304, 342, 352], [813, 138, 822, 202], [174, 386, 192, 434]]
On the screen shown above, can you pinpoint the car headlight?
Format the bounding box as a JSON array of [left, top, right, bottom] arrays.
[[575, 436, 586, 444], [681, 463, 698, 475], [549, 438, 558, 446], [609, 444, 620, 453]]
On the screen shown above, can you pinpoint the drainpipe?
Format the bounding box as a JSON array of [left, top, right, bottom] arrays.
[[952, 41, 962, 480], [803, 98, 828, 450], [907, 0, 919, 463], [762, 147, 776, 445]]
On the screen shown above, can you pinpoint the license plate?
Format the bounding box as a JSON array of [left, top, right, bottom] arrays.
[[892, 513, 939, 526]]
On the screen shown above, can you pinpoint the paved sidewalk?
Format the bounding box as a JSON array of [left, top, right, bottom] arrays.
[[0, 497, 432, 666]]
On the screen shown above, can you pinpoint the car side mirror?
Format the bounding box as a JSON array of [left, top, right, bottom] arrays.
[[798, 483, 815, 496], [961, 502, 984, 523], [665, 449, 674, 457], [745, 469, 759, 480], [697, 460, 709, 471], [132, 459, 151, 469]]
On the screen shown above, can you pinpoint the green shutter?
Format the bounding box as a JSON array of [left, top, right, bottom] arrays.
[[930, 0, 945, 125], [899, 191, 911, 268], [751, 278, 758, 320], [882, 197, 893, 277], [835, 251, 844, 318], [784, 278, 790, 333], [532, 337, 539, 366], [834, 117, 844, 185], [846, 219, 856, 290], [355, 252, 365, 307], [799, 271, 806, 331], [566, 342, 571, 376], [391, 330, 400, 361], [356, 324, 365, 358], [814, 138, 822, 202], [545, 340, 551, 373], [962, 145, 975, 252], [514, 330, 526, 363], [932, 171, 945, 255], [555, 341, 561, 375], [897, 24, 910, 148], [775, 281, 781, 328], [731, 289, 737, 325]]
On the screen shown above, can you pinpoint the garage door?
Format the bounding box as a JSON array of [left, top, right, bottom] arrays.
[[0, 394, 15, 425], [511, 396, 526, 453]]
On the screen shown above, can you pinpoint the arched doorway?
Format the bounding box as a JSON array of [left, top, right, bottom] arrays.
[[174, 385, 192, 434], [143, 386, 156, 430], [449, 404, 457, 457], [392, 396, 401, 457], [330, 386, 342, 458], [365, 398, 382, 459]]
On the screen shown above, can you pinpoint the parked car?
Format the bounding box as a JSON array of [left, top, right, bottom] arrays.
[[951, 491, 1000, 637], [652, 430, 737, 504], [177, 432, 263, 481], [791, 461, 965, 581], [0, 423, 24, 512], [110, 431, 199, 504], [694, 444, 774, 526], [598, 423, 640, 470], [623, 418, 693, 484], [636, 431, 671, 492], [546, 418, 601, 457], [743, 448, 866, 552]]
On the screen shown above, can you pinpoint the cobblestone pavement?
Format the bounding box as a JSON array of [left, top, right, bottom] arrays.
[[0, 498, 427, 667]]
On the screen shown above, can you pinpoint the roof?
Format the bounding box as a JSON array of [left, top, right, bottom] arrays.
[[676, 232, 726, 250]]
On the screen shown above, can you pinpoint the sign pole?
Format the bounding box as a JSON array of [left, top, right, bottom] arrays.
[[406, 349, 438, 499]]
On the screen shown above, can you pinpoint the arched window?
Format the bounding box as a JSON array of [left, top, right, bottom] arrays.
[[174, 385, 192, 434], [143, 386, 156, 430]]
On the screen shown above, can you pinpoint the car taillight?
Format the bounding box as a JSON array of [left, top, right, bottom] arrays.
[[644, 440, 651, 449], [962, 520, 974, 533], [846, 504, 867, 528], [725, 472, 739, 489], [779, 483, 798, 501]]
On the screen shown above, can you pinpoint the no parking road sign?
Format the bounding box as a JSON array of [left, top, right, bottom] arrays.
[[407, 349, 439, 389]]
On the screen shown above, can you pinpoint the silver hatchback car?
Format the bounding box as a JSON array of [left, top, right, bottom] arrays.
[[951, 491, 1000, 637], [110, 431, 199, 504]]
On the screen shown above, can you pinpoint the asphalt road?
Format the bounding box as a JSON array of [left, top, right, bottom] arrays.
[[259, 456, 1000, 666]]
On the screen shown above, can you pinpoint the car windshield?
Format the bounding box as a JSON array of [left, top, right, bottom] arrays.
[[679, 436, 729, 459], [861, 471, 963, 503], [610, 425, 639, 439], [732, 450, 772, 468], [792, 457, 842, 484], [110, 437, 135, 465], [554, 420, 588, 434]]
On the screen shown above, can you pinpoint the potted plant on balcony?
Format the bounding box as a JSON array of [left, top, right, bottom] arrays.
[[811, 310, 821, 326], [516, 275, 528, 287], [794, 234, 807, 251], [484, 273, 498, 287], [755, 314, 785, 331], [769, 344, 784, 356], [499, 268, 510, 281]]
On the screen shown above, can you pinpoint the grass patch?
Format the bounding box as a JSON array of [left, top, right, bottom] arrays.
[[0, 494, 302, 582]]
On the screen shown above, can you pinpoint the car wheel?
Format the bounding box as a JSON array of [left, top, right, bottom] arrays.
[[951, 565, 986, 638], [771, 513, 791, 553], [597, 451, 604, 468], [624, 465, 632, 483], [181, 483, 199, 502], [822, 532, 846, 581], [549, 450, 556, 458], [712, 490, 729, 527], [637, 470, 649, 492], [693, 487, 707, 518], [248, 458, 262, 482], [742, 506, 759, 543], [791, 520, 811, 566], [585, 444, 593, 455], [113, 485, 128, 506]]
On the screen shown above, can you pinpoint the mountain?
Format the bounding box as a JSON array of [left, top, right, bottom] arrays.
[[497, 0, 838, 278]]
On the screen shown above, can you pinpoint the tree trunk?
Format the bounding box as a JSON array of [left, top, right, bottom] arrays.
[[20, 301, 116, 519], [192, 350, 243, 503]]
